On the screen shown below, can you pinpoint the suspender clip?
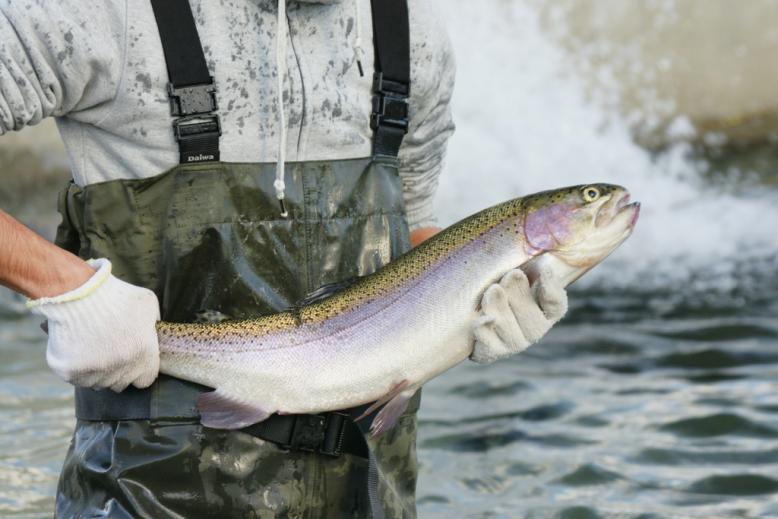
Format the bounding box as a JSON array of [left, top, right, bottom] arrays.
[[172, 114, 222, 163], [371, 72, 410, 134], [173, 115, 222, 142], [168, 80, 219, 117]]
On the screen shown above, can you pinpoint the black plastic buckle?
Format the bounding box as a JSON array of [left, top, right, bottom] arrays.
[[173, 114, 222, 142], [372, 71, 409, 96], [286, 412, 348, 457], [371, 72, 409, 133], [168, 81, 219, 117], [320, 412, 348, 457]]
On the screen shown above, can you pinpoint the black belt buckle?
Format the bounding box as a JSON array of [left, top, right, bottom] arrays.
[[320, 412, 348, 457], [289, 414, 326, 453], [287, 412, 348, 457]]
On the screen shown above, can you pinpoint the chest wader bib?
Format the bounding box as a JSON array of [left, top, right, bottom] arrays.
[[53, 1, 420, 517]]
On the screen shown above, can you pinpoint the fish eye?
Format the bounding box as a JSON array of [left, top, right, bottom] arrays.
[[582, 186, 600, 202]]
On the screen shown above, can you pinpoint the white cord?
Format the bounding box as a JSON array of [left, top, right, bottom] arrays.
[[353, 0, 365, 77], [275, 0, 289, 218]]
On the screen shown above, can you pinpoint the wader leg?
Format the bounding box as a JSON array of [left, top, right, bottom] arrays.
[[366, 403, 420, 518], [56, 418, 420, 518]]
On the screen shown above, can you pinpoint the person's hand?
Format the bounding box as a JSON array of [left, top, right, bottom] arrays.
[[470, 268, 567, 364], [27, 258, 160, 392]]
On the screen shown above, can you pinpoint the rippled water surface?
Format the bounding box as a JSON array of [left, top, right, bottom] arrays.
[[2, 275, 778, 518], [416, 271, 778, 518], [2, 0, 778, 517], [0, 297, 74, 517]]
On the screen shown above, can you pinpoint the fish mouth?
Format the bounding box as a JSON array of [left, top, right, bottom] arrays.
[[616, 193, 641, 228], [597, 191, 640, 229]]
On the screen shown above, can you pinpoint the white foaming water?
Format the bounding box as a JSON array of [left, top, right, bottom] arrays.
[[435, 0, 778, 292]]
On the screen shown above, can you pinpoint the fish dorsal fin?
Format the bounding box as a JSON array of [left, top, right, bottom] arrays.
[[295, 277, 361, 308]]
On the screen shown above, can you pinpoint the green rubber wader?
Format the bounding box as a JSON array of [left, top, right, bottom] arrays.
[[53, 158, 420, 518]]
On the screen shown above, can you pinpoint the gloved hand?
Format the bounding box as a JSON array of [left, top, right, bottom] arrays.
[[470, 268, 567, 364], [27, 258, 160, 392]]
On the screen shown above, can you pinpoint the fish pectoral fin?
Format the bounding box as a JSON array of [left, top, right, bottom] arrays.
[[355, 379, 411, 422], [369, 388, 417, 438], [197, 389, 272, 430]]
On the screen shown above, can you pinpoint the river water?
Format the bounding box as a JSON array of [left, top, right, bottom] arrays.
[[2, 1, 778, 517]]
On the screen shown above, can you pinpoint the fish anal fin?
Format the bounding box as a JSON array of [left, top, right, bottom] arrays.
[[370, 388, 417, 438], [197, 390, 272, 430], [355, 379, 411, 422]]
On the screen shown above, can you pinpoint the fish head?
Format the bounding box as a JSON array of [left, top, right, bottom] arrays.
[[521, 183, 640, 286]]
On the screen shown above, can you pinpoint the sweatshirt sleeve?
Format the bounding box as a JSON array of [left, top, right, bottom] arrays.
[[0, 0, 126, 135], [398, 8, 456, 231]]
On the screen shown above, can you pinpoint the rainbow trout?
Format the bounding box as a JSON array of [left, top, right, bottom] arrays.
[[157, 184, 640, 435]]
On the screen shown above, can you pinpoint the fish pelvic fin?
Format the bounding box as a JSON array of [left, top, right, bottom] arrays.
[[369, 388, 417, 438], [197, 389, 272, 430], [355, 379, 411, 422]]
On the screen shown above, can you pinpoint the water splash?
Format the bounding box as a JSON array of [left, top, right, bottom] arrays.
[[435, 0, 778, 295]]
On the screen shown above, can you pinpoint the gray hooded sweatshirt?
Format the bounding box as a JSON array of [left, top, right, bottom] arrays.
[[0, 0, 455, 230]]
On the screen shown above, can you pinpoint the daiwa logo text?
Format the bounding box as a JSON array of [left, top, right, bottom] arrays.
[[187, 154, 215, 163]]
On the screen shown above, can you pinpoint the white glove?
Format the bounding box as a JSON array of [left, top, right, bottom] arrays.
[[470, 268, 568, 364], [27, 258, 160, 392]]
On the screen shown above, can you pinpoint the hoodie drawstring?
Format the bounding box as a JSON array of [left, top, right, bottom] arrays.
[[353, 0, 365, 77], [275, 0, 289, 218], [275, 0, 363, 218]]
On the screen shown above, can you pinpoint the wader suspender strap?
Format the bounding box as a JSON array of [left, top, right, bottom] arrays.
[[150, 0, 221, 164], [370, 0, 411, 157]]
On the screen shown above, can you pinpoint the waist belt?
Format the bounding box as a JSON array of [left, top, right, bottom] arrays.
[[74, 376, 370, 459]]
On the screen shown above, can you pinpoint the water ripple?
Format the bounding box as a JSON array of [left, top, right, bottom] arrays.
[[656, 349, 778, 369], [653, 323, 778, 342], [556, 464, 623, 486], [448, 380, 532, 398], [658, 413, 776, 438], [422, 429, 529, 452], [687, 474, 778, 496], [635, 447, 778, 466]]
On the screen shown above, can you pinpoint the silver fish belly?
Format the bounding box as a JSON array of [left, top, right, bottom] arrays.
[[158, 221, 527, 433]]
